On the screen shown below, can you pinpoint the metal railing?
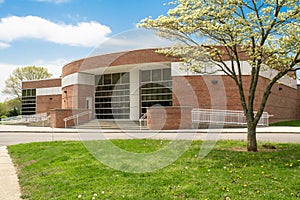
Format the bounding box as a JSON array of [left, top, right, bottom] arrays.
[[63, 111, 92, 128], [1, 112, 49, 124], [191, 108, 270, 127], [139, 113, 147, 130]]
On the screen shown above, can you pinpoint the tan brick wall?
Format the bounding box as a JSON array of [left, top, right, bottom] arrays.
[[147, 107, 192, 130], [22, 78, 61, 89], [36, 95, 62, 114]]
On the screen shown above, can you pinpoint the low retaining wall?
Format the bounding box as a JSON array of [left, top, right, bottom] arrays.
[[147, 106, 192, 130], [49, 109, 92, 128]]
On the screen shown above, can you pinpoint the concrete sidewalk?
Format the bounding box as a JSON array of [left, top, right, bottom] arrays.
[[0, 146, 21, 200], [1, 124, 300, 133]]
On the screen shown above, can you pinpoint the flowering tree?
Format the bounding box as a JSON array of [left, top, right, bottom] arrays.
[[139, 0, 300, 151], [3, 66, 52, 102]]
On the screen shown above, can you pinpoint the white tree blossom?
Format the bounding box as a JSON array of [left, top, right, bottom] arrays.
[[139, 0, 300, 151]]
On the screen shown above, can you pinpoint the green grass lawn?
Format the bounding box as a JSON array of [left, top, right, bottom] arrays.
[[8, 140, 300, 200], [270, 120, 300, 127]]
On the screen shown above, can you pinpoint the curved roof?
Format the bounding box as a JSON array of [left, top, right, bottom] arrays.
[[62, 48, 180, 77]]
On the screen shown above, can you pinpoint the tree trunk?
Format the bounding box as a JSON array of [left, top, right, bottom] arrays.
[[247, 124, 258, 152]]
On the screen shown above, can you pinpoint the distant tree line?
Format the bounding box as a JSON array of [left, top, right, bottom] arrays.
[[1, 66, 52, 119], [0, 98, 21, 120]]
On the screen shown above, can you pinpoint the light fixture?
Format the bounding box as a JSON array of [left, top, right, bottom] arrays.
[[212, 80, 218, 85]]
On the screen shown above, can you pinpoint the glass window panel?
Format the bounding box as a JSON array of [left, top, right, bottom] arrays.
[[104, 74, 111, 84], [95, 72, 130, 119], [142, 70, 151, 82], [152, 69, 161, 81], [163, 68, 172, 80], [121, 73, 129, 83], [140, 70, 172, 115], [112, 73, 120, 84], [27, 90, 32, 96]]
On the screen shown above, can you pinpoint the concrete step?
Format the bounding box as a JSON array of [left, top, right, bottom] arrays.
[[75, 119, 148, 130]]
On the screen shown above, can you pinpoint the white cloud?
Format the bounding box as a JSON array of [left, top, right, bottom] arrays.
[[0, 41, 10, 49], [0, 0, 4, 4], [0, 16, 112, 48], [33, 0, 71, 4], [91, 29, 174, 56]]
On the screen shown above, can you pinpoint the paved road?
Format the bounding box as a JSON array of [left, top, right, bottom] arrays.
[[1, 126, 300, 146]]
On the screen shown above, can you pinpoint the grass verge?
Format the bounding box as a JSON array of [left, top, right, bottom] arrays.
[[270, 120, 300, 127], [8, 140, 300, 200]]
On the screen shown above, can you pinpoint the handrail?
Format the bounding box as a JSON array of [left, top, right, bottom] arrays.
[[191, 108, 271, 127], [63, 111, 92, 128], [1, 112, 48, 124], [139, 113, 147, 130]]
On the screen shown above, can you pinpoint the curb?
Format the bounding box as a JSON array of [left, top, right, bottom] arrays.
[[0, 146, 21, 200]]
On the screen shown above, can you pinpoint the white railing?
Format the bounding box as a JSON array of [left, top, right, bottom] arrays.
[[139, 113, 147, 130], [63, 111, 92, 128], [191, 108, 271, 127], [1, 113, 49, 124], [22, 113, 49, 123]]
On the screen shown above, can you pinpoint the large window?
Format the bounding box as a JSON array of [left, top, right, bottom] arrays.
[[141, 68, 172, 115], [95, 73, 130, 119], [22, 89, 36, 115]]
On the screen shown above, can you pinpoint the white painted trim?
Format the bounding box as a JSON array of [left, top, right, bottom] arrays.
[[62, 73, 95, 87], [36, 87, 62, 96], [129, 68, 140, 120], [171, 62, 297, 89]]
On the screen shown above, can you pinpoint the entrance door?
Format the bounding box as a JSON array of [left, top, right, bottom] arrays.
[[86, 97, 92, 110]]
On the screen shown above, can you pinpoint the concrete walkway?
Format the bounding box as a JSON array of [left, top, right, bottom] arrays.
[[0, 146, 21, 200], [1, 124, 300, 134]]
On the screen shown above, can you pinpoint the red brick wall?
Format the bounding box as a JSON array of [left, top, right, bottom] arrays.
[[172, 75, 244, 110], [62, 47, 251, 78], [62, 85, 75, 109], [36, 95, 62, 114], [62, 85, 94, 110], [22, 78, 61, 89], [49, 109, 92, 128], [77, 85, 94, 109], [264, 81, 299, 123], [62, 49, 180, 77], [147, 107, 192, 130], [62, 59, 84, 77], [172, 75, 299, 123]]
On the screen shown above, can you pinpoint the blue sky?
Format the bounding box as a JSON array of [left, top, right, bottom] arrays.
[[0, 0, 173, 101]]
